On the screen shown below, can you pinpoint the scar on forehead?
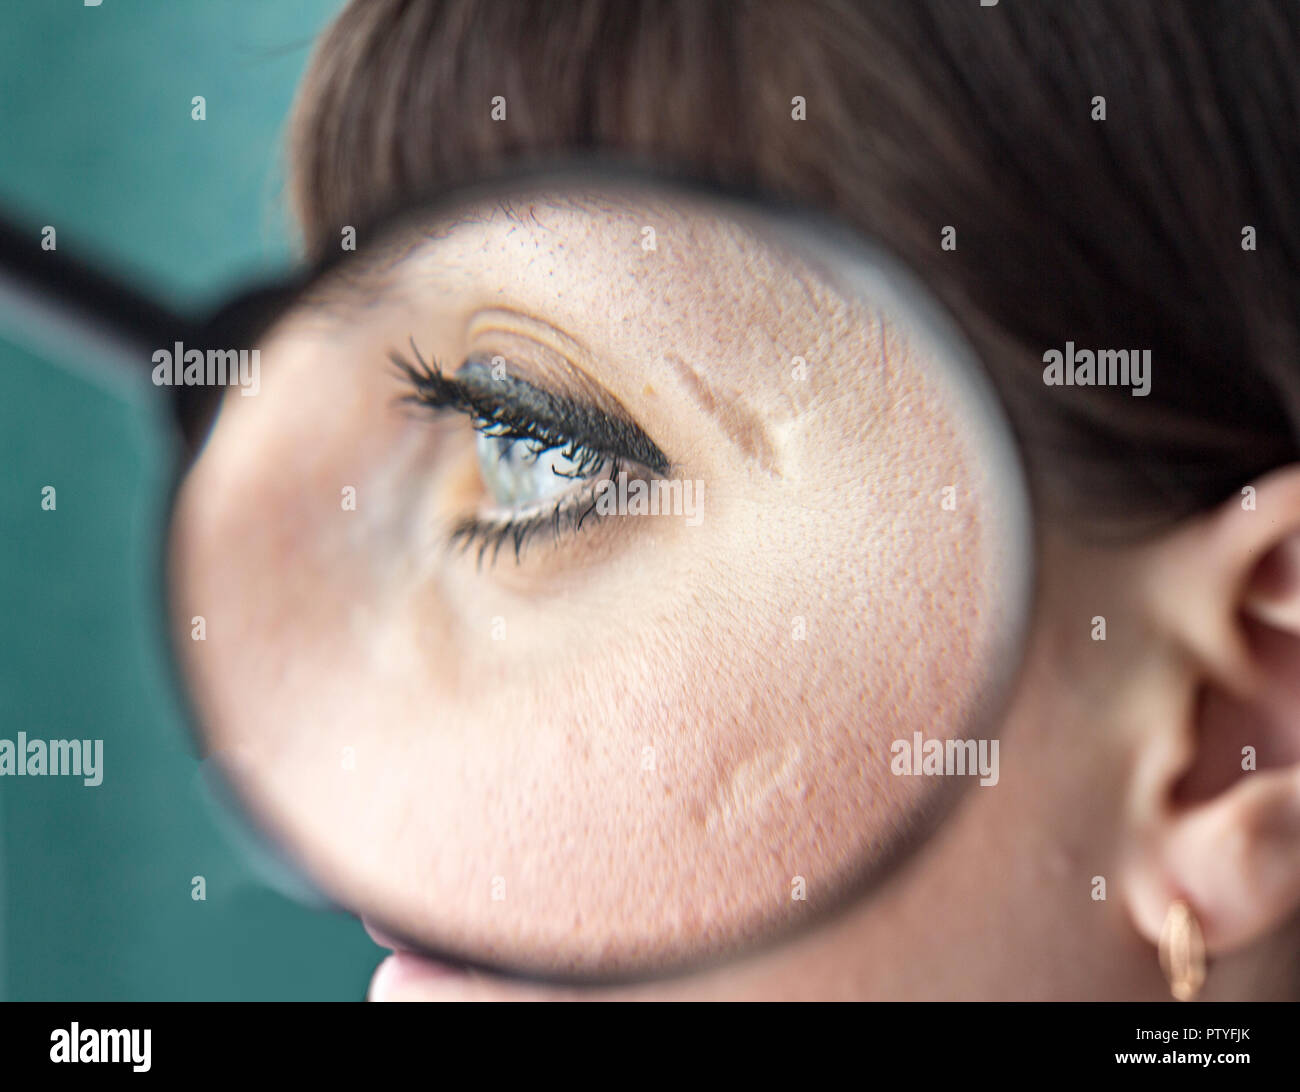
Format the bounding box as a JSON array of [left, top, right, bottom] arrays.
[[664, 354, 780, 476]]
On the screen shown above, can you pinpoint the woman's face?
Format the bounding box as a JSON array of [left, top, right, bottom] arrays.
[[170, 186, 1028, 983]]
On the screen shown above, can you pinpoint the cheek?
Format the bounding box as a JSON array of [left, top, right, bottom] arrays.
[[170, 320, 1009, 976]]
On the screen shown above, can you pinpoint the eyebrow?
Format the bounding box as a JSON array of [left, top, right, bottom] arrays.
[[663, 353, 780, 476]]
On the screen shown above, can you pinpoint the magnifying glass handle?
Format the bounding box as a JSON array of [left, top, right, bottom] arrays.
[[0, 207, 299, 449], [0, 209, 195, 376]]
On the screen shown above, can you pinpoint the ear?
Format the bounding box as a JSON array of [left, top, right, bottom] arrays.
[[1123, 465, 1300, 964]]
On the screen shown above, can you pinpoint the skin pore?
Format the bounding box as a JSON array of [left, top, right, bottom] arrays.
[[170, 190, 1017, 980], [381, 515, 1300, 1002], [172, 189, 1300, 1000]]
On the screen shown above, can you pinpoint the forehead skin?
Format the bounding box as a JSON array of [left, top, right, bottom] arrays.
[[314, 189, 900, 472], [172, 189, 1012, 975]]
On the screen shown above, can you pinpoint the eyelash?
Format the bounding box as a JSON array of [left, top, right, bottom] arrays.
[[390, 340, 633, 565]]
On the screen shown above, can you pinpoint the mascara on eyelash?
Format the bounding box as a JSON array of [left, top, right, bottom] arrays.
[[390, 339, 670, 475], [448, 457, 624, 568]]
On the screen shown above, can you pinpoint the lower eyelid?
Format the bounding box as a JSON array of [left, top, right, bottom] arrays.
[[476, 450, 621, 519], [449, 470, 622, 565], [421, 385, 666, 565]]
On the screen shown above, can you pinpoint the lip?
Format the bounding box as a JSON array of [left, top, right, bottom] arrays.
[[361, 917, 578, 1001], [361, 916, 411, 951], [362, 917, 470, 1000], [367, 950, 471, 1001]]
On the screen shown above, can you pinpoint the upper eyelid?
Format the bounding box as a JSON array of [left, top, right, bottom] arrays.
[[395, 342, 671, 475]]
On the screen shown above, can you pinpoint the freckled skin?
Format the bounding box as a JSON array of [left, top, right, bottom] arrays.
[[171, 189, 1021, 977]]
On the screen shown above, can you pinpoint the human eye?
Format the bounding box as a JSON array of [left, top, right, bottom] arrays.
[[390, 339, 670, 564]]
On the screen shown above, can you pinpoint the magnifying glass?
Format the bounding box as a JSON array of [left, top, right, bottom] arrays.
[[3, 165, 1033, 984]]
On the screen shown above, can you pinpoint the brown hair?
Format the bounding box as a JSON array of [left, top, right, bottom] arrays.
[[288, 0, 1300, 534]]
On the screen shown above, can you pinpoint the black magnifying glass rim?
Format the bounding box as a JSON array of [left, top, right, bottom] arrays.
[[1, 156, 1037, 990]]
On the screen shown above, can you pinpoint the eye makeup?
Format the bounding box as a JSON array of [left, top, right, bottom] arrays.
[[391, 338, 670, 564], [393, 341, 668, 472]]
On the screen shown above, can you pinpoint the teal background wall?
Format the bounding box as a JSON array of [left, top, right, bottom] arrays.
[[0, 0, 383, 1000]]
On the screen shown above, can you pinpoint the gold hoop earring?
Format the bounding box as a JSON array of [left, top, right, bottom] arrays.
[[1158, 899, 1207, 1001]]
